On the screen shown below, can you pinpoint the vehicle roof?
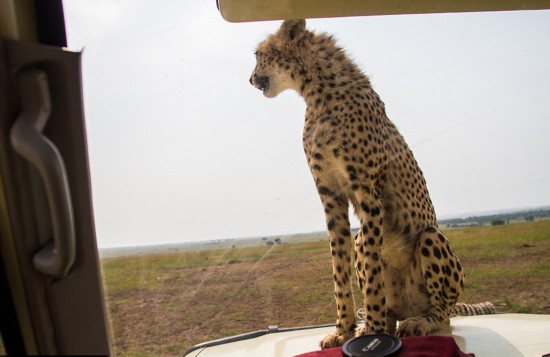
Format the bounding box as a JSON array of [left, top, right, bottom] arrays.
[[185, 313, 550, 357]]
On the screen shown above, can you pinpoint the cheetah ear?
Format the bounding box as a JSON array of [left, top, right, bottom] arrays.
[[281, 19, 306, 41]]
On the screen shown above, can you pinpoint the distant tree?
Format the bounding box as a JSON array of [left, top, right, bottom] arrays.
[[266, 241, 274, 246], [274, 238, 282, 244], [491, 219, 506, 226], [525, 215, 535, 222]]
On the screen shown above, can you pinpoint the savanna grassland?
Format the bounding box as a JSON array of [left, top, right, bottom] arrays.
[[100, 220, 550, 356]]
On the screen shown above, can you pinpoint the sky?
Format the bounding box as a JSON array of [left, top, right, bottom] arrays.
[[63, 2, 550, 248]]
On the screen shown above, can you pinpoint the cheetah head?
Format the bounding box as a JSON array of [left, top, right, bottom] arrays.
[[249, 19, 307, 98]]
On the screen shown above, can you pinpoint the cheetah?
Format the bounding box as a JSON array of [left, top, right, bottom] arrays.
[[250, 20, 491, 348]]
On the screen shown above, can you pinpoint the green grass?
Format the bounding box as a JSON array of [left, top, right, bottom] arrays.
[[444, 220, 550, 312], [99, 220, 550, 356]]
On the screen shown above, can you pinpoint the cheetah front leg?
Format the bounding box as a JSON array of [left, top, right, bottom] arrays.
[[316, 184, 356, 349], [397, 226, 464, 337], [353, 190, 388, 337]]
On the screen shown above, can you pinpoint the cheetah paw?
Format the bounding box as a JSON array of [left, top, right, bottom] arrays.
[[356, 323, 387, 337], [319, 332, 354, 349], [396, 318, 430, 337]]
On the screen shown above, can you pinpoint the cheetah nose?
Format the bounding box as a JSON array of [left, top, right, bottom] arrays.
[[256, 76, 269, 91], [250, 73, 270, 91]]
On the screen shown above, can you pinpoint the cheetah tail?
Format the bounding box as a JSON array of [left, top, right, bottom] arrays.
[[450, 301, 496, 316]]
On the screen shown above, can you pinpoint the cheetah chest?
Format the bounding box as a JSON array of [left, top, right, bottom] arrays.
[[381, 233, 431, 320]]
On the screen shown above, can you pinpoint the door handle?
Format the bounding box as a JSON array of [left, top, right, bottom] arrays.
[[10, 69, 76, 278]]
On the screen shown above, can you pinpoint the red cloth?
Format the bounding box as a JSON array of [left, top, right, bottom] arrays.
[[294, 336, 474, 357]]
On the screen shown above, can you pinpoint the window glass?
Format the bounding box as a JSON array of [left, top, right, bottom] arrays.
[[63, 2, 550, 355]]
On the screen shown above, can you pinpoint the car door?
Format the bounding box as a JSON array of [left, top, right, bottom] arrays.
[[0, 1, 111, 355]]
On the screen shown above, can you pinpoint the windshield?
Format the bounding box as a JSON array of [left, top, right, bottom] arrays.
[[63, 1, 550, 355]]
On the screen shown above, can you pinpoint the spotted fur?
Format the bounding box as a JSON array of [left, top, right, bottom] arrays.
[[451, 301, 496, 316], [250, 20, 488, 348]]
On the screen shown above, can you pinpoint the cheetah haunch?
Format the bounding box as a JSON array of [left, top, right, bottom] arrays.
[[250, 19, 470, 348]]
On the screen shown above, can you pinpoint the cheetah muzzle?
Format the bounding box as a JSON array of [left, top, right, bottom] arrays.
[[250, 74, 270, 93], [250, 19, 490, 349]]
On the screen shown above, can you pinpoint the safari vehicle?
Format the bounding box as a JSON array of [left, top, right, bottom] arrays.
[[1, 0, 549, 356], [183, 314, 550, 356]]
